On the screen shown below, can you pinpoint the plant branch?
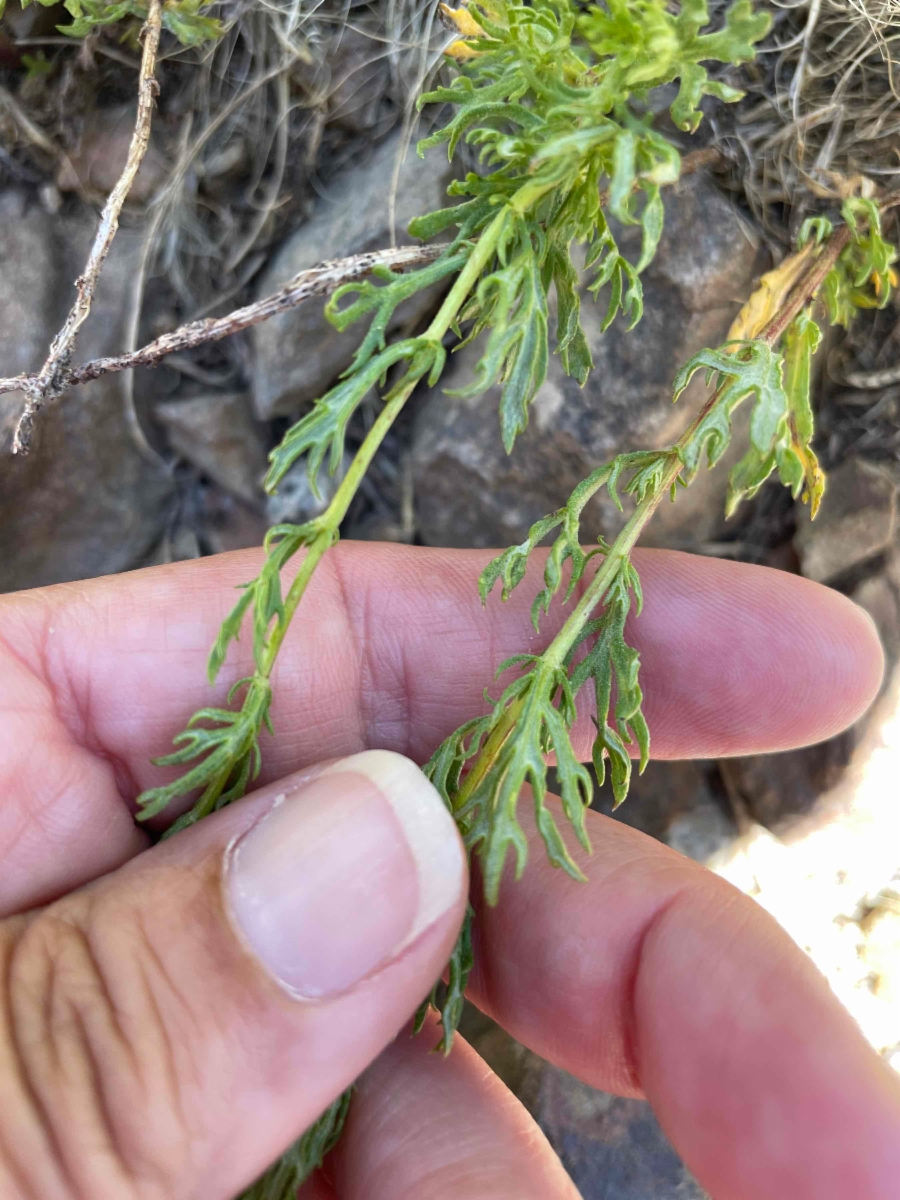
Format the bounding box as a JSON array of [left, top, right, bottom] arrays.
[[259, 206, 511, 665], [0, 245, 444, 403], [758, 224, 851, 345], [454, 222, 853, 813], [11, 0, 164, 455]]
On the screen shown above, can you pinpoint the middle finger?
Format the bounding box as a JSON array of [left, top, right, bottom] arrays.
[[468, 801, 900, 1200]]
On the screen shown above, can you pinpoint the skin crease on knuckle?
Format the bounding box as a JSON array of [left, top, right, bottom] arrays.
[[0, 884, 204, 1200]]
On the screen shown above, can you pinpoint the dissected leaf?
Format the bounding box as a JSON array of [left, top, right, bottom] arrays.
[[776, 309, 826, 516], [239, 1089, 353, 1200], [823, 197, 899, 325], [413, 906, 474, 1053], [54, 0, 223, 43], [266, 338, 442, 495], [674, 341, 788, 478], [567, 562, 648, 806], [479, 450, 668, 626], [448, 217, 549, 452]]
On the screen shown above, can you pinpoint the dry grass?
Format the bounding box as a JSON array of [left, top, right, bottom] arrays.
[[711, 0, 900, 239]]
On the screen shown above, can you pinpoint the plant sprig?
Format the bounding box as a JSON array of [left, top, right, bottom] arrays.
[[137, 0, 768, 841], [120, 2, 899, 1193], [418, 206, 895, 1042]]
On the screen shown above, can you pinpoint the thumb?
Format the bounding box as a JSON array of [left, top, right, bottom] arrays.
[[0, 751, 467, 1200]]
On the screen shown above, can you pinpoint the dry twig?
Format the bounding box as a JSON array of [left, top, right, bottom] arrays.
[[0, 244, 443, 401], [11, 0, 164, 455]]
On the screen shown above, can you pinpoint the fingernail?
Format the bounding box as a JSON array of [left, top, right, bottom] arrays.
[[226, 750, 465, 999]]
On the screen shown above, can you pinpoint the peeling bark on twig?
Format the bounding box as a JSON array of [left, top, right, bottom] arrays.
[[0, 244, 444, 402], [11, 0, 164, 456]]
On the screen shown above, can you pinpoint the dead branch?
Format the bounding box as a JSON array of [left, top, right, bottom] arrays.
[[0, 143, 726, 432], [11, 0, 164, 456], [0, 244, 444, 400]]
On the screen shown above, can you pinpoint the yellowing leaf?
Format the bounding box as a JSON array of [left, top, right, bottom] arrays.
[[439, 2, 486, 36], [445, 38, 484, 58], [727, 244, 815, 343], [440, 2, 488, 55]]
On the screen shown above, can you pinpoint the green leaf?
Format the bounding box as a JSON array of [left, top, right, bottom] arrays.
[[428, 658, 592, 906], [413, 906, 474, 1054], [479, 450, 669, 628], [568, 562, 649, 806], [237, 1090, 353, 1200], [798, 216, 832, 248], [136, 678, 273, 826], [609, 129, 637, 224], [674, 341, 788, 478], [53, 0, 223, 44], [636, 183, 664, 273], [449, 218, 549, 453], [548, 238, 593, 384], [325, 250, 466, 375], [266, 339, 441, 496], [775, 309, 825, 516]]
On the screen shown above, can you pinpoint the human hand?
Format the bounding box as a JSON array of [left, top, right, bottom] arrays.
[[0, 544, 897, 1200]]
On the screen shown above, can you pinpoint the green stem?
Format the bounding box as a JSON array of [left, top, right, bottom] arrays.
[[452, 452, 682, 813], [258, 203, 515, 678], [543, 455, 682, 670], [261, 382, 415, 675]]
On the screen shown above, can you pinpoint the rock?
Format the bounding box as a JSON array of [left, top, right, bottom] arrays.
[[412, 171, 768, 550], [265, 454, 350, 526], [459, 1005, 708, 1200], [56, 105, 168, 203], [0, 197, 173, 591], [519, 1064, 709, 1200], [592, 759, 737, 861], [318, 26, 392, 135], [252, 132, 457, 418], [795, 458, 898, 584], [197, 486, 269, 556], [852, 551, 900, 666], [154, 392, 268, 505], [716, 533, 900, 837], [719, 735, 854, 832]]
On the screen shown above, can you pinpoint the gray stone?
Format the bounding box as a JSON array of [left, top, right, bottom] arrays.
[[56, 105, 169, 203], [412, 172, 768, 550], [591, 759, 737, 860], [521, 1064, 709, 1200], [252, 132, 457, 419], [665, 798, 736, 863], [154, 392, 268, 505], [317, 26, 392, 135], [795, 458, 897, 584], [852, 551, 900, 666], [719, 735, 854, 832], [460, 1005, 708, 1200], [265, 454, 349, 526], [0, 199, 173, 591], [198, 488, 269, 557]]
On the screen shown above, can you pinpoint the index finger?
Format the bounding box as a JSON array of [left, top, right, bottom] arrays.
[[0, 542, 882, 912]]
